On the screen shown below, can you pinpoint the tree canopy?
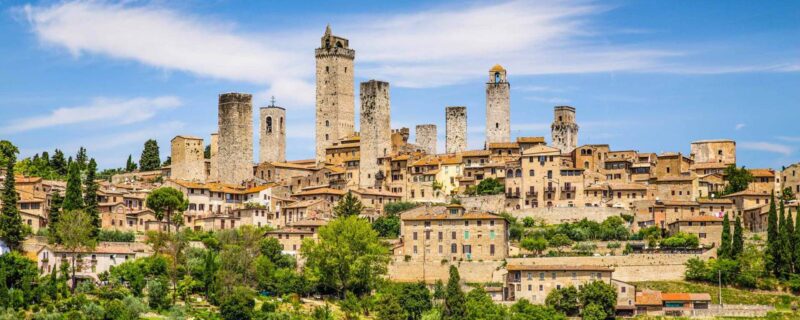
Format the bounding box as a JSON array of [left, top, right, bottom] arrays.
[[139, 139, 161, 171], [333, 191, 364, 217], [145, 187, 189, 234], [0, 140, 24, 250]]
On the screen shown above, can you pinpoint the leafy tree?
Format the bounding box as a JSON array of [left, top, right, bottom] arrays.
[[84, 158, 100, 238], [509, 299, 566, 320], [0, 251, 40, 309], [52, 149, 68, 176], [660, 232, 699, 248], [582, 303, 607, 320], [779, 200, 793, 278], [718, 213, 731, 258], [723, 165, 753, 195], [731, 215, 744, 259], [220, 286, 255, 320], [48, 191, 63, 243], [522, 216, 536, 228], [545, 285, 579, 316], [442, 266, 466, 319], [521, 236, 548, 256], [0, 141, 24, 250], [433, 280, 445, 300], [75, 146, 88, 171], [549, 234, 573, 251], [162, 156, 172, 167], [54, 210, 97, 292], [375, 290, 405, 320], [684, 257, 710, 281], [794, 206, 800, 273], [146, 187, 189, 234], [476, 178, 504, 195], [139, 139, 161, 171], [334, 191, 364, 217], [302, 215, 389, 297], [787, 210, 795, 272], [147, 276, 171, 310], [204, 145, 211, 159], [373, 214, 401, 238], [780, 187, 796, 201], [62, 162, 84, 211], [125, 154, 137, 172], [578, 281, 617, 318], [465, 286, 506, 319], [766, 193, 778, 277], [401, 282, 432, 320], [384, 201, 419, 215]]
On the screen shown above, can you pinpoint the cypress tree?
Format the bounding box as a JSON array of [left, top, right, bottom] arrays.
[[51, 149, 67, 176], [0, 141, 24, 251], [794, 206, 800, 274], [84, 159, 100, 238], [126, 154, 137, 172], [787, 209, 796, 273], [442, 265, 466, 319], [766, 193, 778, 276], [75, 147, 88, 171], [778, 201, 792, 278], [731, 215, 744, 259], [139, 139, 161, 171], [48, 192, 63, 243], [718, 213, 731, 259], [62, 162, 84, 211]]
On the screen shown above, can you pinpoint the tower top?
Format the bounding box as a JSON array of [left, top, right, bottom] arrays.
[[490, 64, 506, 72], [319, 24, 350, 50], [325, 24, 331, 36]]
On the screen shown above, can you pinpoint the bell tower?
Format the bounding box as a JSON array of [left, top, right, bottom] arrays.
[[486, 64, 510, 145]]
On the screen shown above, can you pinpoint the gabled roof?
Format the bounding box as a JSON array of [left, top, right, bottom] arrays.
[[292, 188, 346, 197], [635, 290, 663, 306], [521, 144, 560, 156], [661, 292, 711, 301]]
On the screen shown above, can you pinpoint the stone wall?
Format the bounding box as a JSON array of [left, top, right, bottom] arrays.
[[217, 93, 253, 185], [459, 194, 506, 213], [511, 206, 632, 224], [446, 106, 467, 154], [690, 139, 736, 165], [551, 106, 578, 154], [208, 133, 218, 182], [388, 258, 506, 283], [170, 136, 205, 182], [415, 124, 437, 155], [359, 80, 391, 189], [315, 28, 355, 162], [692, 305, 774, 318], [485, 70, 510, 144], [259, 106, 286, 163]]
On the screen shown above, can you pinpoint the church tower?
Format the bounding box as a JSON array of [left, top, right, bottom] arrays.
[[259, 97, 286, 163], [551, 106, 579, 154], [486, 64, 510, 145], [315, 25, 355, 163]]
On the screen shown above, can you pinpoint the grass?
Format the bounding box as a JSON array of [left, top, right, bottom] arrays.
[[632, 281, 800, 310]]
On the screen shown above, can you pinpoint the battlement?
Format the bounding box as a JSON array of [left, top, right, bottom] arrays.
[[219, 92, 252, 105], [554, 105, 576, 113]]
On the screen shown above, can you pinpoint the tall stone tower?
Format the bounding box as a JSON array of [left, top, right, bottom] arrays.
[[208, 133, 218, 182], [446, 106, 467, 154], [218, 92, 253, 185], [170, 135, 205, 182], [551, 106, 579, 154], [315, 25, 355, 163], [486, 64, 510, 144], [359, 80, 391, 189], [259, 97, 286, 163], [415, 124, 437, 155]]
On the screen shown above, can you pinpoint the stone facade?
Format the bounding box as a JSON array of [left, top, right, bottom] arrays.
[[505, 265, 614, 303], [170, 135, 205, 182], [486, 65, 510, 145], [690, 139, 736, 165], [415, 124, 437, 155], [217, 93, 253, 185], [551, 106, 579, 154], [446, 106, 467, 154], [782, 163, 800, 200], [315, 25, 355, 162], [359, 80, 392, 189], [208, 133, 218, 182], [259, 103, 287, 163]]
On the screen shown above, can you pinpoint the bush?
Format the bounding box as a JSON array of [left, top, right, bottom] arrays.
[[220, 287, 255, 320], [98, 229, 136, 242], [146, 277, 170, 310], [660, 232, 699, 248]]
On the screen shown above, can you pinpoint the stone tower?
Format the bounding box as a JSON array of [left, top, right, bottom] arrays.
[[208, 133, 218, 182], [259, 98, 286, 163], [359, 80, 391, 189], [486, 64, 510, 144], [415, 124, 437, 155], [315, 25, 355, 163], [218, 92, 254, 185], [170, 135, 205, 182], [551, 106, 579, 154], [446, 106, 467, 154]]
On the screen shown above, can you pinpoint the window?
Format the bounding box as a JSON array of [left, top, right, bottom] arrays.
[[464, 231, 470, 240], [451, 232, 456, 240], [539, 285, 543, 291], [551, 272, 556, 279], [266, 116, 273, 133], [413, 232, 418, 240], [451, 243, 457, 253], [539, 272, 545, 280], [489, 230, 496, 240]]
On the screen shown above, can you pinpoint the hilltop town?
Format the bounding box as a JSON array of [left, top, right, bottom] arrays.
[[2, 26, 800, 320]]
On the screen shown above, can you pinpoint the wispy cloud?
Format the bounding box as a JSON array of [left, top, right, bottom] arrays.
[[777, 136, 800, 143], [1, 96, 181, 134], [735, 123, 746, 130], [740, 141, 792, 156]]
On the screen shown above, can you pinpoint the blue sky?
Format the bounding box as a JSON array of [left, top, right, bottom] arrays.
[[0, 0, 798, 170]]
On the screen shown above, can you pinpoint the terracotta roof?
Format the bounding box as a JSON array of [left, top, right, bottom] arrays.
[[284, 199, 326, 209], [293, 188, 346, 197], [266, 227, 314, 235], [661, 292, 711, 301], [488, 142, 519, 149], [461, 150, 492, 157], [668, 216, 723, 224], [272, 162, 318, 170], [506, 265, 614, 272], [635, 291, 663, 306], [660, 200, 698, 206], [521, 145, 561, 155], [749, 168, 775, 177], [609, 183, 647, 191], [516, 136, 545, 144]]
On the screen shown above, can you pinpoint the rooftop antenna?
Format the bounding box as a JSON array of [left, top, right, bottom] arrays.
[[269, 96, 276, 107]]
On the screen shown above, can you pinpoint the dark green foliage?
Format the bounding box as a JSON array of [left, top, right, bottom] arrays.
[[383, 201, 419, 215], [578, 281, 617, 318], [62, 162, 84, 211], [162, 156, 172, 167], [545, 285, 579, 316], [400, 282, 432, 319], [465, 286, 506, 319], [220, 286, 255, 320], [333, 191, 364, 217], [139, 139, 161, 171], [204, 145, 211, 159], [98, 229, 136, 242], [372, 214, 400, 238], [147, 277, 171, 310], [476, 178, 504, 195], [767, 193, 778, 276], [84, 158, 100, 238], [582, 303, 607, 320], [145, 187, 189, 233], [0, 141, 24, 250], [660, 232, 700, 248], [509, 299, 567, 320], [718, 213, 731, 258], [779, 200, 793, 278], [126, 154, 137, 172], [723, 165, 753, 195], [442, 266, 466, 319], [731, 215, 744, 259], [794, 207, 800, 272], [48, 192, 63, 243], [75, 147, 88, 171], [0, 251, 41, 309], [52, 149, 68, 176], [521, 236, 548, 256]]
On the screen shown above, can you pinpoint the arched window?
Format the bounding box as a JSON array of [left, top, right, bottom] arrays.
[[515, 169, 522, 177], [325, 120, 330, 127], [336, 41, 343, 48], [266, 117, 273, 133], [494, 72, 501, 83]]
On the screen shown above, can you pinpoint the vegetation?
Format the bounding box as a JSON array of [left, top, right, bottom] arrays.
[[475, 178, 504, 195], [97, 229, 136, 242], [333, 191, 364, 217], [660, 232, 700, 248], [0, 140, 25, 250], [373, 201, 418, 238], [145, 187, 189, 234], [635, 280, 800, 310], [139, 139, 161, 171], [54, 209, 97, 292], [723, 164, 753, 195]]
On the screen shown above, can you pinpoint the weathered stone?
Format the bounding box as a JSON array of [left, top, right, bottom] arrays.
[[415, 124, 437, 155], [486, 65, 510, 144], [446, 106, 467, 154], [359, 80, 391, 189], [259, 103, 286, 163], [315, 25, 355, 162], [170, 135, 204, 182], [218, 92, 253, 185], [551, 106, 578, 154]]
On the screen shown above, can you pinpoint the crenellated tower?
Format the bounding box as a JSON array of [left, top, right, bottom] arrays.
[[551, 106, 579, 154], [315, 25, 355, 163]]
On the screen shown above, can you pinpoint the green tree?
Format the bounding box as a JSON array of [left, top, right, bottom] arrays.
[[401, 282, 432, 320], [723, 165, 753, 195], [125, 154, 137, 172], [334, 191, 364, 217], [0, 141, 24, 250], [162, 156, 172, 167], [373, 214, 401, 238], [54, 209, 97, 292], [794, 206, 800, 273], [147, 276, 171, 310], [521, 236, 548, 256], [718, 213, 731, 259], [465, 286, 506, 320], [47, 192, 63, 243], [384, 201, 419, 215], [301, 215, 389, 297], [62, 162, 84, 211], [545, 285, 580, 316], [509, 299, 566, 320], [375, 290, 405, 320], [84, 158, 100, 238], [145, 187, 189, 234], [75, 146, 88, 170], [549, 233, 573, 252], [779, 200, 793, 278], [204, 145, 211, 159], [780, 187, 796, 202], [139, 139, 161, 171], [442, 266, 466, 320], [220, 286, 255, 320], [766, 193, 779, 276], [476, 178, 504, 195], [731, 215, 744, 259], [582, 303, 607, 320], [578, 281, 617, 318], [51, 149, 68, 176], [787, 210, 795, 272], [0, 251, 40, 309]]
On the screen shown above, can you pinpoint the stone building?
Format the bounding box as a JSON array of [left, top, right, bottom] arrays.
[[486, 64, 510, 145], [217, 92, 253, 185], [667, 216, 723, 247], [551, 106, 579, 154], [259, 99, 287, 163], [446, 106, 467, 154], [208, 133, 219, 182], [359, 80, 392, 189], [415, 124, 437, 155], [504, 265, 614, 303], [690, 139, 736, 165], [782, 163, 800, 200], [170, 135, 205, 182], [315, 25, 355, 162]]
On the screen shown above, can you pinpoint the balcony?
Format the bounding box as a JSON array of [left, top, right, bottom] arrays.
[[506, 192, 521, 198], [561, 186, 576, 192], [526, 191, 539, 197], [544, 186, 556, 193]]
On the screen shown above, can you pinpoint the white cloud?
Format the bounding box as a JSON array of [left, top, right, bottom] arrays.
[[777, 136, 800, 142], [735, 123, 746, 130], [2, 96, 181, 134], [740, 141, 792, 156]]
